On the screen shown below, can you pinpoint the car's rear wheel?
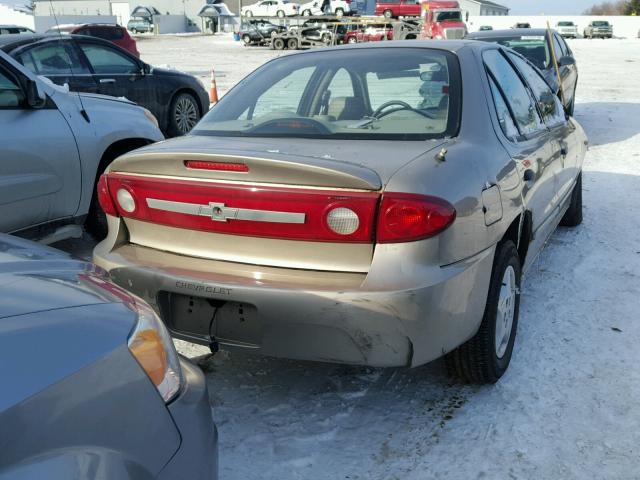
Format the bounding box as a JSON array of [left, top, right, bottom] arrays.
[[277, 9, 285, 17], [335, 7, 344, 16], [245, 10, 253, 16], [168, 92, 200, 137], [445, 240, 521, 384], [242, 34, 252, 44], [131, 28, 138, 34], [347, 36, 357, 43], [287, 37, 299, 49], [383, 9, 393, 18], [302, 9, 311, 15], [273, 37, 286, 49], [560, 171, 583, 227]]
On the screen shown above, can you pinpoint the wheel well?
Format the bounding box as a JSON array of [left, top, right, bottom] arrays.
[[502, 211, 532, 265], [95, 138, 152, 184]]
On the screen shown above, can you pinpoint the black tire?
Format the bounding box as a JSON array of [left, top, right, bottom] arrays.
[[335, 7, 344, 17], [242, 34, 252, 45], [383, 9, 393, 19], [245, 10, 253, 16], [302, 9, 311, 15], [85, 143, 147, 239], [167, 92, 201, 137], [131, 28, 138, 34], [287, 37, 298, 49], [560, 171, 583, 227], [276, 9, 285, 17], [347, 36, 357, 44], [273, 37, 286, 50], [445, 240, 521, 384]]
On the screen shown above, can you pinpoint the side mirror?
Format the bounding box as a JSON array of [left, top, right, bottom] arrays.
[[558, 56, 576, 67], [26, 79, 46, 109], [140, 63, 151, 75]]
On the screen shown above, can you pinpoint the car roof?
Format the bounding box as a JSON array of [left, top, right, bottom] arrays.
[[467, 28, 552, 39], [0, 33, 118, 52], [317, 39, 490, 54]]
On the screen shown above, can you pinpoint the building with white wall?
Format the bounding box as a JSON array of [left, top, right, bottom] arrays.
[[459, 0, 509, 17]]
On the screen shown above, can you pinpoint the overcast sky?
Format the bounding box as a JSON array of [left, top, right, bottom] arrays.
[[499, 0, 598, 15]]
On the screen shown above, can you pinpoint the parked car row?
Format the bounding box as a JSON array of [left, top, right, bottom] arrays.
[[502, 20, 613, 39], [241, 0, 355, 17], [0, 33, 208, 137]]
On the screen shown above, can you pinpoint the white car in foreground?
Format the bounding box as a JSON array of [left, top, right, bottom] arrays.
[[242, 0, 300, 17]]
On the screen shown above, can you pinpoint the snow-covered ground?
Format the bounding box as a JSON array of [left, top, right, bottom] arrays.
[[59, 35, 640, 479]]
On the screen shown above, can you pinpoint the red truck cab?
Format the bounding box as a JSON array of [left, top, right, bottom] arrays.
[[419, 0, 467, 39]]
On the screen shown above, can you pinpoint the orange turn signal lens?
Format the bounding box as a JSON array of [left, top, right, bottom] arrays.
[[128, 329, 168, 387]]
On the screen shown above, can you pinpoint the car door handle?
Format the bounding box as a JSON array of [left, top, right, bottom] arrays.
[[99, 78, 116, 84]]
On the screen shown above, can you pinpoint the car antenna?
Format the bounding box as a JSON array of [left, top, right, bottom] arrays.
[[48, 0, 90, 122]]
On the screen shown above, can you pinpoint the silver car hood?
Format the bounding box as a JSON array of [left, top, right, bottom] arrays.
[[0, 235, 130, 319], [133, 134, 447, 188]]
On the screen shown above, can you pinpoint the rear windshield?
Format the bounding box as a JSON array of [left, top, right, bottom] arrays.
[[478, 35, 550, 70], [557, 21, 574, 26], [194, 48, 461, 141], [592, 21, 610, 26]]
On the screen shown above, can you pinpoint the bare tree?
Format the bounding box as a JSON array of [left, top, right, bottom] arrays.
[[583, 0, 628, 15]]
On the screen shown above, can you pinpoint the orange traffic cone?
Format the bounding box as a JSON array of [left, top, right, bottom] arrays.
[[209, 68, 219, 105]]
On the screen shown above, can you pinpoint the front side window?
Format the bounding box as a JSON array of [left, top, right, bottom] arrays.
[[0, 68, 24, 108], [79, 43, 139, 74], [195, 48, 460, 141], [507, 52, 565, 127], [483, 49, 543, 137], [17, 42, 90, 75]]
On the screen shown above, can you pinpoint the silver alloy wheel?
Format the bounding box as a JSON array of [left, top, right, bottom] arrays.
[[175, 96, 198, 134], [494, 265, 516, 359]]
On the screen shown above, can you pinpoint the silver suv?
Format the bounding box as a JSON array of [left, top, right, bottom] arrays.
[[584, 20, 613, 39], [0, 50, 163, 241]]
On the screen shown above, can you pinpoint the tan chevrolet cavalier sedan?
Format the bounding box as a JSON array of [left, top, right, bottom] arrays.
[[94, 41, 586, 383]]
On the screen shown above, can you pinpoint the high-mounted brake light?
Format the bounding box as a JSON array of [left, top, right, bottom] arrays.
[[376, 193, 456, 243], [97, 174, 118, 217], [184, 160, 249, 173]]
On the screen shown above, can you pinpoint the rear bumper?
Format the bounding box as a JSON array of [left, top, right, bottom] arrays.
[[94, 240, 494, 368], [158, 357, 218, 480]]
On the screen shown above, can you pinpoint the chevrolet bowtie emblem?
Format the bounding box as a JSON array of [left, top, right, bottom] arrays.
[[146, 198, 306, 224]]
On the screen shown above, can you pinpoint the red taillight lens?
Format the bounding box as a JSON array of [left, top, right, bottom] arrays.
[[97, 174, 118, 217], [102, 173, 378, 243], [376, 193, 456, 243]]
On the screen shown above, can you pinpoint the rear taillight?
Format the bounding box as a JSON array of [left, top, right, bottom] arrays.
[[376, 193, 456, 243], [97, 174, 118, 217], [102, 173, 378, 243]]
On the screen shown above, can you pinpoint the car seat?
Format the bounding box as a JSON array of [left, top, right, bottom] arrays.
[[327, 96, 366, 120]]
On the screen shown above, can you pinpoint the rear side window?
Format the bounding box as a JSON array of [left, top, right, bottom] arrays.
[[0, 68, 24, 108], [79, 43, 139, 74], [89, 27, 125, 40], [488, 76, 518, 141], [17, 42, 90, 75], [507, 52, 565, 128], [483, 49, 543, 138], [551, 33, 566, 59]]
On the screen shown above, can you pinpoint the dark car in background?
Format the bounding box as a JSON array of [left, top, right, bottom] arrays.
[[46, 23, 140, 57], [0, 34, 209, 136], [466, 28, 578, 114], [0, 25, 35, 35], [0, 233, 217, 479], [240, 20, 286, 45]]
